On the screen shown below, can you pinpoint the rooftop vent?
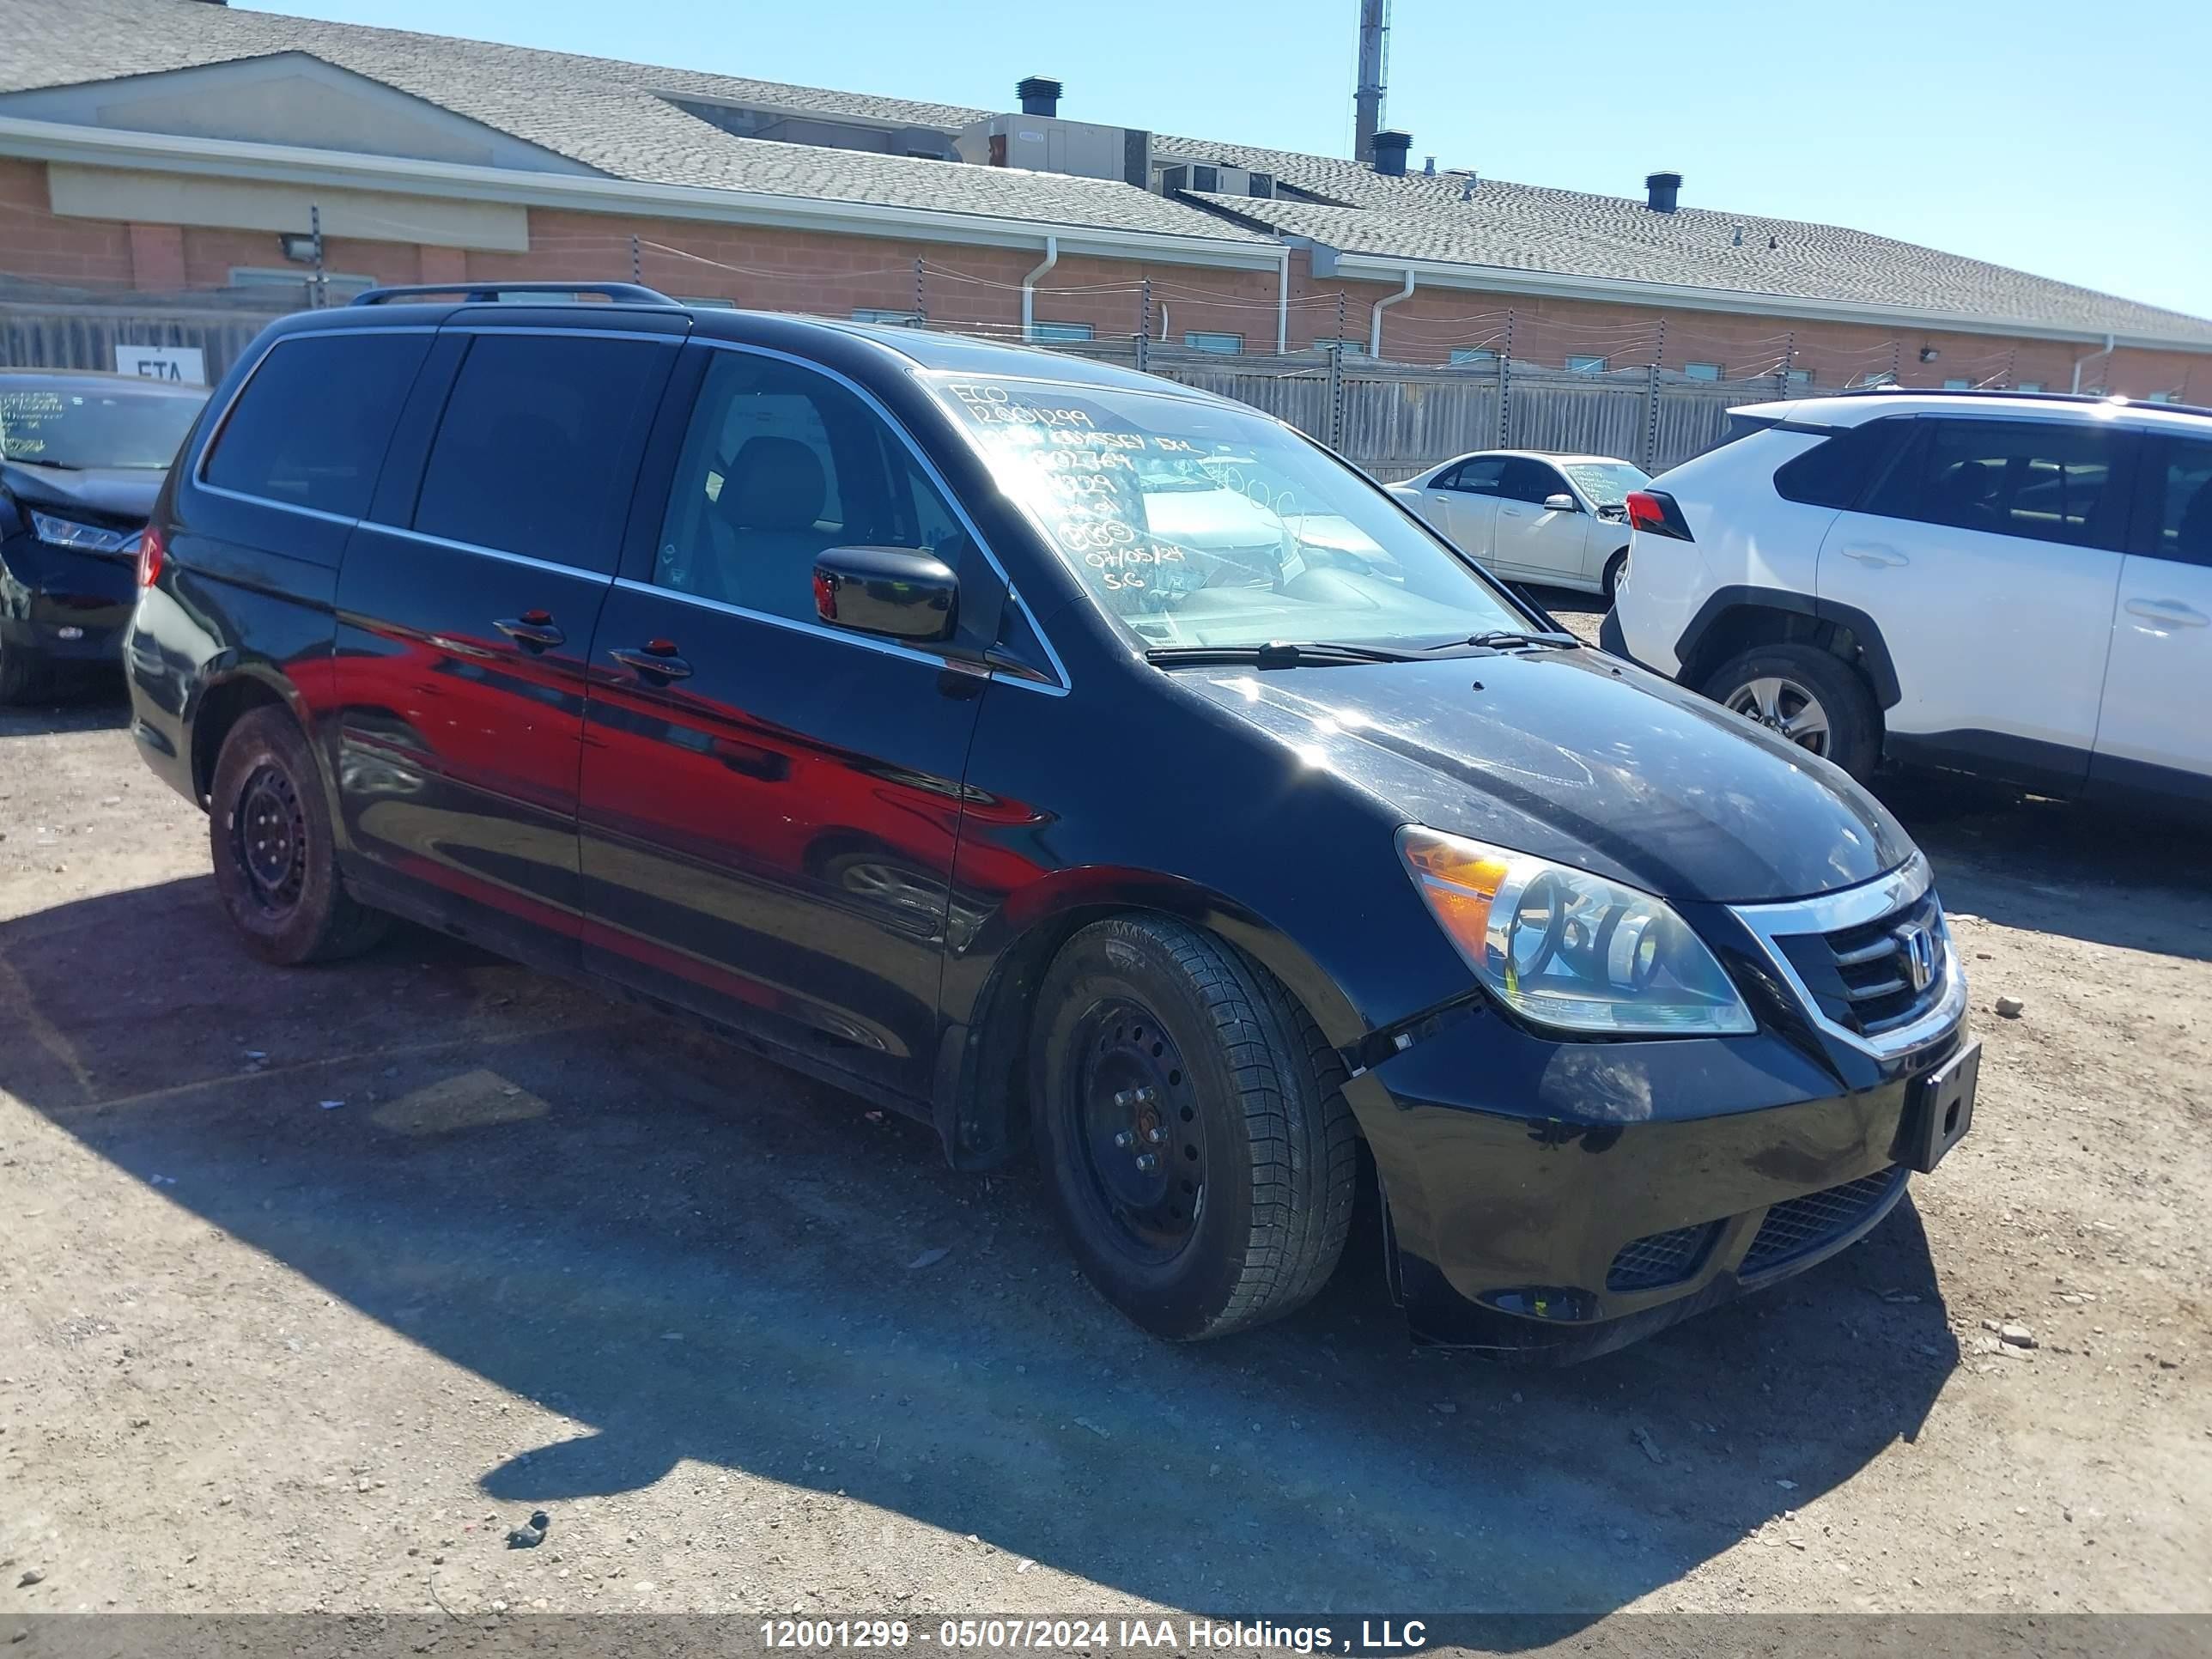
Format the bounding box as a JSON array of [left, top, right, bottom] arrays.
[[1016, 76, 1061, 117], [1372, 129, 1412, 178], [1645, 170, 1682, 213]]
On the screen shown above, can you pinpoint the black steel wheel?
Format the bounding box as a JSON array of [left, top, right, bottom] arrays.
[[1031, 915, 1358, 1341], [209, 706, 387, 965], [1063, 994, 1208, 1262], [230, 762, 309, 918]]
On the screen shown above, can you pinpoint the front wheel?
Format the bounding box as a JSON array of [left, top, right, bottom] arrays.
[[0, 633, 46, 705], [209, 706, 388, 965], [1601, 549, 1627, 603], [1030, 916, 1358, 1341], [1702, 642, 1881, 781]]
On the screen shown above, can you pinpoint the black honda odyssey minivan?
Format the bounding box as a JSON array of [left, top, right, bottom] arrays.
[[127, 283, 1978, 1359]]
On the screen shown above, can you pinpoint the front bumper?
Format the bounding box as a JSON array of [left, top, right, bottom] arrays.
[[0, 534, 137, 666], [1348, 984, 1971, 1363]]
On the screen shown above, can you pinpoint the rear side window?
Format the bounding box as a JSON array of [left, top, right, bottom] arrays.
[[2134, 434, 2212, 566], [1774, 418, 1908, 508], [203, 333, 428, 517], [1863, 416, 2128, 550], [412, 333, 672, 574], [1443, 458, 1506, 495]]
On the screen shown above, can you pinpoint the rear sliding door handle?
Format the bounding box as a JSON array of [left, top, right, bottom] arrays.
[[609, 641, 693, 679], [1838, 544, 1909, 567], [494, 611, 565, 649], [2125, 598, 2210, 627]]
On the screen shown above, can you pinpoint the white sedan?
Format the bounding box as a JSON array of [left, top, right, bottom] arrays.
[[1388, 449, 1650, 599]]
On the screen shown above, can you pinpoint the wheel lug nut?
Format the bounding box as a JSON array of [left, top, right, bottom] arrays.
[[1134, 1153, 1158, 1173], [1146, 1126, 1165, 1144], [1114, 1130, 1134, 1149]]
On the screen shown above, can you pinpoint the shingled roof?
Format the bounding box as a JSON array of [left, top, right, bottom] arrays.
[[0, 0, 1257, 246], [1158, 135, 2212, 348], [2, 0, 2205, 346]]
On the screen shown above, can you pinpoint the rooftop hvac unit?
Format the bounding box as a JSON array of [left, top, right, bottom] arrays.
[[1156, 163, 1275, 200], [955, 113, 1152, 185]]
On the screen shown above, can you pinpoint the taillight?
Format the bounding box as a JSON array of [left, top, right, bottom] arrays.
[[137, 523, 166, 588], [1625, 490, 1693, 542]]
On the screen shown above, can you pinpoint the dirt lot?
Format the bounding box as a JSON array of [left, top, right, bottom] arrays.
[[3, 592, 2208, 1626]]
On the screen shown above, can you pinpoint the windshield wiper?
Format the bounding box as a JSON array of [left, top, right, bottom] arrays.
[[1422, 629, 1582, 653], [1145, 640, 1428, 669]]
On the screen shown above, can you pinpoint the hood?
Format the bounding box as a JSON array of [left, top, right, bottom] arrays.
[[1173, 648, 1911, 904], [1139, 486, 1282, 550], [1, 463, 163, 526]]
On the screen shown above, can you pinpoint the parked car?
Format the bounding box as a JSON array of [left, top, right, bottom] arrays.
[[127, 283, 1977, 1360], [0, 368, 208, 702], [1603, 389, 2212, 804], [1387, 449, 1649, 598]]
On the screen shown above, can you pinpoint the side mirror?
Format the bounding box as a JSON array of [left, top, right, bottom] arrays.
[[812, 545, 959, 643], [1543, 492, 1579, 514]]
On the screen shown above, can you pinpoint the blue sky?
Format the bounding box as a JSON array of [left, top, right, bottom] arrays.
[[265, 0, 2212, 320]]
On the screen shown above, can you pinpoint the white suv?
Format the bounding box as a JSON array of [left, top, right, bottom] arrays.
[[1603, 390, 2212, 807]]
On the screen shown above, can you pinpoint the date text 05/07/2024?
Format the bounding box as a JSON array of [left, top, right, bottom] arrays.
[[759, 1620, 1432, 1653]]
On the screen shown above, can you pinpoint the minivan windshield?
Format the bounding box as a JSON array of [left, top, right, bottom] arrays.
[[0, 381, 205, 470], [927, 374, 1526, 651]]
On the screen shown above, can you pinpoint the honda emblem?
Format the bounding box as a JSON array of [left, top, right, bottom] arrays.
[[1897, 921, 1937, 993]]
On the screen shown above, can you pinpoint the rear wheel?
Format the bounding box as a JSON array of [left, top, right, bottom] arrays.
[[209, 707, 387, 965], [1030, 916, 1358, 1340], [1703, 642, 1881, 781]]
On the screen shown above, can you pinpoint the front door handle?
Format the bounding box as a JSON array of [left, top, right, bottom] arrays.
[[1838, 543, 1909, 567], [494, 610, 565, 649], [2125, 598, 2210, 628], [609, 640, 693, 679], [1500, 507, 1527, 519]]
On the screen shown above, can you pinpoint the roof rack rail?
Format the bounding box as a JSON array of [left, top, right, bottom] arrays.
[[349, 281, 678, 307], [1837, 384, 2212, 418]]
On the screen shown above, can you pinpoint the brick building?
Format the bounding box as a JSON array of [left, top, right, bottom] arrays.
[[3, 0, 2208, 400]]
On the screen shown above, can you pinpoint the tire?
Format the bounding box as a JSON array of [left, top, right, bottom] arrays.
[[1601, 548, 1628, 603], [1030, 915, 1358, 1340], [1702, 642, 1881, 781], [208, 706, 387, 965], [0, 634, 46, 706]]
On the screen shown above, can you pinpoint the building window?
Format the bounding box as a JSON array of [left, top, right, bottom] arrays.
[[2016, 381, 2045, 393], [678, 295, 738, 309], [2146, 391, 2174, 404], [1183, 331, 1243, 355], [1310, 337, 1366, 356], [1785, 368, 1812, 387], [1684, 362, 1722, 381], [228, 266, 374, 304], [1566, 355, 1607, 373], [1030, 322, 1093, 343], [851, 308, 922, 326], [1942, 378, 1972, 390], [1449, 348, 1497, 368]]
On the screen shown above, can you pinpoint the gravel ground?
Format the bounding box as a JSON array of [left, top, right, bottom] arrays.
[[2, 599, 2207, 1626]]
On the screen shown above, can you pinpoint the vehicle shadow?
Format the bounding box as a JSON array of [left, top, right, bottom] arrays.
[[0, 687, 131, 739], [1, 875, 1958, 1620], [1876, 771, 2212, 963]]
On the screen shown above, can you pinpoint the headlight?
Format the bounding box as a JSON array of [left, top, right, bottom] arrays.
[[1397, 826, 1755, 1036], [29, 510, 141, 556]]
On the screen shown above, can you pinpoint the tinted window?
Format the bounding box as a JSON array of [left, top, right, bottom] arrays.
[[2136, 435, 2212, 567], [1443, 458, 1505, 495], [1499, 458, 1565, 504], [1863, 416, 2127, 549], [204, 333, 428, 517], [1774, 418, 1908, 508], [413, 334, 671, 574], [654, 352, 970, 626]]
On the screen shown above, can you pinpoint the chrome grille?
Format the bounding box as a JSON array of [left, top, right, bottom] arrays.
[[1740, 1167, 1904, 1275], [1772, 890, 1949, 1037]]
